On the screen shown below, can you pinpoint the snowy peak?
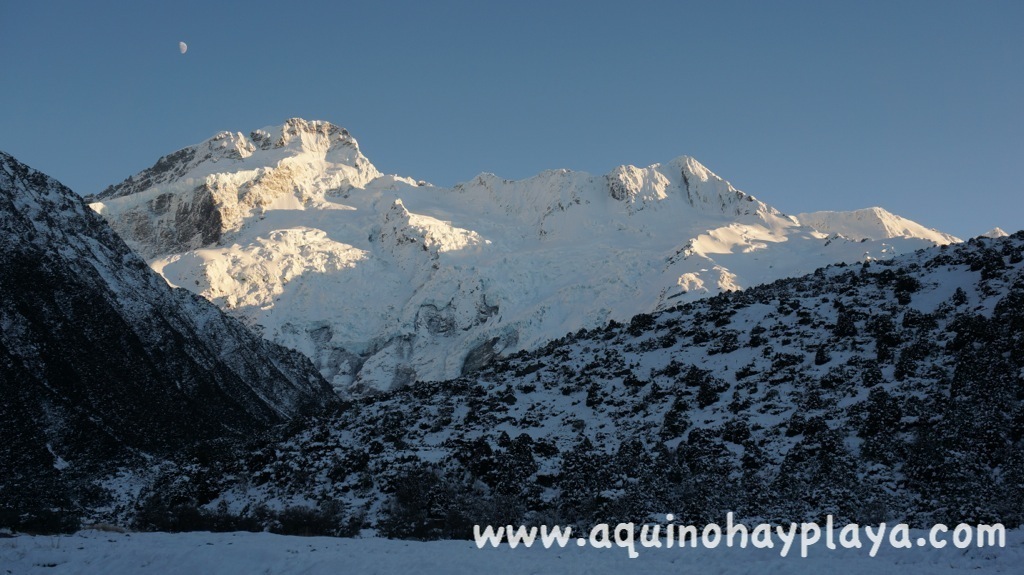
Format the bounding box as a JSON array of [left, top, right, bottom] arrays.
[[87, 119, 394, 259], [674, 155, 778, 218], [252, 118, 358, 153], [586, 156, 759, 213], [93, 118, 380, 202], [599, 156, 783, 225], [449, 155, 778, 236], [981, 227, 1009, 239], [796, 207, 961, 244]]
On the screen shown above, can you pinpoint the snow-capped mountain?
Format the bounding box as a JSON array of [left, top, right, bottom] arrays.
[[795, 207, 961, 245], [87, 119, 962, 393], [90, 120, 389, 259], [0, 151, 336, 531], [982, 227, 1010, 239]]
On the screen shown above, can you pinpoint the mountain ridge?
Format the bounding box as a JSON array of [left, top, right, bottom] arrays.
[[0, 150, 338, 531], [86, 119, 965, 393], [796, 207, 961, 245], [3, 148, 1019, 535]]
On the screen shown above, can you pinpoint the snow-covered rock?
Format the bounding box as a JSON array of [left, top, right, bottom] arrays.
[[795, 207, 961, 244], [88, 120, 964, 394], [981, 227, 1010, 239], [90, 119, 388, 259]]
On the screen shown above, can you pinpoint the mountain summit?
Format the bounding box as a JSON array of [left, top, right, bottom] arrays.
[[982, 227, 1010, 239], [87, 119, 962, 393], [796, 207, 960, 245], [90, 118, 389, 259]]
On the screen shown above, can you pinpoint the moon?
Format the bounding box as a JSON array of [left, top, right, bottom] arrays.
[[179, 41, 188, 55]]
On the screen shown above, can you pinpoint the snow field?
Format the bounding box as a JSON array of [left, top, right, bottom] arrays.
[[1, 529, 1020, 575]]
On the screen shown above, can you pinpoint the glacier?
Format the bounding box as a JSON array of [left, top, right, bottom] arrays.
[[87, 118, 962, 394]]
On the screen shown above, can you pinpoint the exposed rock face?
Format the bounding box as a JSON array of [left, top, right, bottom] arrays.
[[0, 151, 337, 531], [89, 118, 383, 259]]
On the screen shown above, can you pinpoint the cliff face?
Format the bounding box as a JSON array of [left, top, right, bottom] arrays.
[[0, 151, 337, 531], [88, 119, 384, 259]]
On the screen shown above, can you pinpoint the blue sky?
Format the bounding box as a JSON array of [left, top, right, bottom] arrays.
[[1, 0, 1020, 238]]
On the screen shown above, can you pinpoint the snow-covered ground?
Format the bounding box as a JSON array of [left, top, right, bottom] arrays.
[[1, 530, 1020, 574]]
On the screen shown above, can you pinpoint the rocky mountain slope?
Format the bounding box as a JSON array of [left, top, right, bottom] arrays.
[[0, 151, 337, 532], [137, 232, 1024, 537], [87, 119, 961, 393]]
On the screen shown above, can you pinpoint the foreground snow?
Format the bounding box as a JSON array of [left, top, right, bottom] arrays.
[[1, 529, 1020, 574]]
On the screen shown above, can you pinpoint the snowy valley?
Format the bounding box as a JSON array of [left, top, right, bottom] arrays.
[[1, 132, 1020, 574]]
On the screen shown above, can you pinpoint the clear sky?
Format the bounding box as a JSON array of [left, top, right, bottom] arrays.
[[1, 0, 1020, 238]]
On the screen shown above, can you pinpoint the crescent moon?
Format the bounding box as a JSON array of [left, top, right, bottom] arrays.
[[179, 41, 188, 55]]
